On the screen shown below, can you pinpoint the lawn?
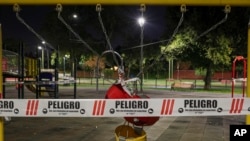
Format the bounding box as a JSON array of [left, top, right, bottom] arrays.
[[70, 78, 245, 94]]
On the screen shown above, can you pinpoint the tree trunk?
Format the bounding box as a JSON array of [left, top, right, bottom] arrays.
[[203, 63, 213, 90]]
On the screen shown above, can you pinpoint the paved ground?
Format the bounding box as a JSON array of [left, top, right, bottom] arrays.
[[3, 86, 246, 141]]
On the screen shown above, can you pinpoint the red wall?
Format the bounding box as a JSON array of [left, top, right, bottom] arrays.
[[173, 70, 231, 80]]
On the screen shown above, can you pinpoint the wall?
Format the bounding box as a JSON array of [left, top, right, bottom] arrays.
[[173, 70, 232, 80]]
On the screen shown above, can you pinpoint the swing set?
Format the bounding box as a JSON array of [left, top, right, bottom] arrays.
[[1, 0, 250, 141]]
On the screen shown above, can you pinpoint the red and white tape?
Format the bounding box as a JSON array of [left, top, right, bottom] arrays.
[[0, 98, 249, 117]]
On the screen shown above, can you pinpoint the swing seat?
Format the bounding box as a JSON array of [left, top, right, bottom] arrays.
[[105, 84, 159, 126], [114, 124, 146, 141]]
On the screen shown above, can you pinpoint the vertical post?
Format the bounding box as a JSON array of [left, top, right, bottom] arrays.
[[177, 62, 179, 80], [171, 59, 173, 79], [45, 45, 49, 69], [63, 57, 65, 76], [140, 23, 144, 92], [38, 45, 44, 69], [42, 42, 49, 69], [74, 58, 77, 99], [41, 48, 44, 69], [232, 61, 235, 97], [139, 4, 146, 93], [243, 59, 247, 97], [36, 58, 40, 99], [168, 59, 171, 80], [18, 42, 21, 98], [246, 20, 250, 124], [0, 24, 4, 141], [55, 46, 59, 98], [21, 42, 24, 98]]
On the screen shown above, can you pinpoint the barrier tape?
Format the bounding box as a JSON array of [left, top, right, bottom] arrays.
[[0, 98, 250, 117], [3, 80, 76, 85]]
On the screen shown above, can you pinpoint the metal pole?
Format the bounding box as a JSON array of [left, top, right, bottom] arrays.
[[18, 42, 21, 98], [41, 48, 44, 69], [168, 59, 171, 80], [45, 44, 49, 69], [21, 42, 24, 98], [36, 58, 40, 99], [74, 58, 77, 99], [139, 4, 145, 93], [246, 19, 250, 124], [38, 45, 44, 69], [171, 59, 173, 79], [55, 46, 59, 98], [140, 25, 144, 92], [63, 57, 65, 76], [0, 23, 4, 141], [232, 61, 235, 98]]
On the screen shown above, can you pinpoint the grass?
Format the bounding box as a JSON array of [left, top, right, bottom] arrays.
[[67, 78, 245, 94]]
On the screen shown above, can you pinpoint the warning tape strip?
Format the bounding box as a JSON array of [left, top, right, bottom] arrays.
[[26, 100, 39, 115], [161, 99, 175, 115], [92, 100, 106, 116], [3, 80, 76, 85], [230, 98, 244, 114], [0, 98, 250, 117]]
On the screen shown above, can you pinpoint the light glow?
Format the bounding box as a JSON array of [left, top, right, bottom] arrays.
[[138, 17, 145, 27]]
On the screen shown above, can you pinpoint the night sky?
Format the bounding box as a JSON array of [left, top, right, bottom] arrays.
[[0, 5, 55, 48], [0, 5, 167, 52]]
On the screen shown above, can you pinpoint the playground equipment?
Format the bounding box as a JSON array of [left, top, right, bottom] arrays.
[[105, 72, 160, 126], [95, 3, 160, 129], [100, 50, 159, 139], [115, 123, 147, 141], [2, 45, 77, 99], [1, 1, 250, 141], [2, 4, 78, 99], [232, 56, 247, 97], [2, 47, 57, 98], [1, 0, 250, 5]]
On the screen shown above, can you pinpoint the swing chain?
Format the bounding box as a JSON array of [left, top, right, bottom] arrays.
[[13, 3, 21, 13], [56, 4, 63, 12], [96, 4, 102, 12], [140, 4, 146, 12], [224, 5, 231, 14], [180, 4, 187, 13]]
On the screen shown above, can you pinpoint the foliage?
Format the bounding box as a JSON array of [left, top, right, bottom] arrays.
[[103, 68, 113, 79], [160, 27, 196, 59], [84, 55, 105, 70], [160, 7, 236, 89], [195, 68, 206, 76]]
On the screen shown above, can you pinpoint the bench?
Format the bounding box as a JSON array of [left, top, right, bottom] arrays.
[[171, 82, 194, 90]]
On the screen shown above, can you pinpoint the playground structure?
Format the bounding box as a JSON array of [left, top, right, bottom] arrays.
[[1, 1, 250, 141], [1, 4, 77, 99], [97, 50, 160, 131], [232, 56, 247, 98], [2, 46, 77, 99]]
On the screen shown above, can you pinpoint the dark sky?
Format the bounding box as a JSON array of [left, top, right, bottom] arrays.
[[0, 5, 167, 51], [0, 5, 55, 48]]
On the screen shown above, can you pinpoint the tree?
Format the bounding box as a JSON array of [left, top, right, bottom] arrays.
[[195, 33, 232, 89], [161, 8, 233, 89]]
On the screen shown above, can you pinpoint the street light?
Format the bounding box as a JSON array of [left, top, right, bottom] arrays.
[[138, 17, 145, 27], [42, 41, 49, 69], [38, 45, 44, 69], [63, 54, 70, 76], [72, 13, 78, 19], [138, 4, 146, 93]]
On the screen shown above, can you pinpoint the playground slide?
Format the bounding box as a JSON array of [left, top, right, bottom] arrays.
[[25, 82, 54, 97], [25, 82, 36, 93]]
